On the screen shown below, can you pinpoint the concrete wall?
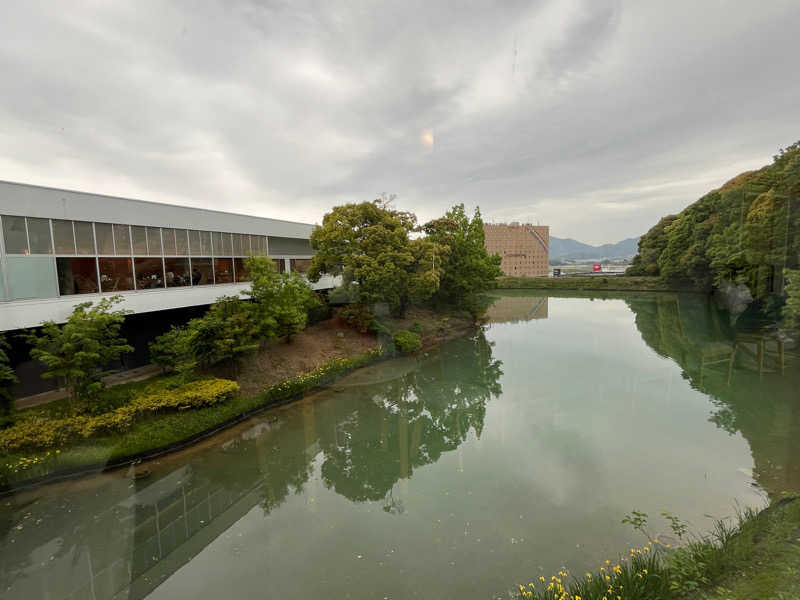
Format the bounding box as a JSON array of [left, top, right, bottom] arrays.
[[0, 180, 313, 239]]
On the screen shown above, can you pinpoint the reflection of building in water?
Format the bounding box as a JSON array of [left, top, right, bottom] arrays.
[[626, 293, 800, 499], [0, 332, 502, 600], [486, 293, 548, 324]]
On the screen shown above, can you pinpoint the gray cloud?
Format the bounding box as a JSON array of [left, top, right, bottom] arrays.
[[0, 0, 798, 244]]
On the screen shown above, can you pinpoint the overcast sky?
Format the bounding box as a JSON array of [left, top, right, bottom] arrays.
[[1, 1, 798, 244]]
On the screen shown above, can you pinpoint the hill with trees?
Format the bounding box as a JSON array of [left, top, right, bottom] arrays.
[[628, 141, 800, 323]]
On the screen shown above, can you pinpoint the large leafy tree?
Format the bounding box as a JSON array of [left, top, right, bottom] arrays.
[[423, 204, 502, 312], [307, 200, 443, 316], [0, 334, 17, 428], [24, 296, 133, 412]]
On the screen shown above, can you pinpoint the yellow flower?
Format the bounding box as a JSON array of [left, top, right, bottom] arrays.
[[605, 560, 611, 565], [643, 569, 648, 575], [539, 576, 546, 583], [585, 573, 592, 579]]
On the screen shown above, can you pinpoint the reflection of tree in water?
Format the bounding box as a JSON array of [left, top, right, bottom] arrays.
[[318, 330, 502, 502], [0, 332, 502, 600], [626, 293, 800, 499]]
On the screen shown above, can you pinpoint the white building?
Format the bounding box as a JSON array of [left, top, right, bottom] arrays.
[[0, 180, 334, 332]]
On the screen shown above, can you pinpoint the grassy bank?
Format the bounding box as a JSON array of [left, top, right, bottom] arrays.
[[497, 275, 700, 292], [0, 347, 383, 491], [511, 497, 800, 600], [0, 307, 475, 491]]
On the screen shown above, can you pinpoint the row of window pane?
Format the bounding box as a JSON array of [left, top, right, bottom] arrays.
[[2, 215, 268, 257], [55, 257, 253, 295]]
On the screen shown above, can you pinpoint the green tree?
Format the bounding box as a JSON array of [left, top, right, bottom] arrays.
[[423, 204, 502, 313], [24, 296, 133, 412], [783, 269, 800, 329], [244, 256, 321, 342], [307, 200, 442, 316], [629, 141, 800, 304], [628, 215, 677, 276], [148, 325, 198, 377], [189, 296, 260, 372], [0, 334, 17, 428]]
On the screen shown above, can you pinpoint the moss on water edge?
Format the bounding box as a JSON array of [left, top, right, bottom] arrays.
[[0, 347, 383, 492], [497, 275, 701, 292]]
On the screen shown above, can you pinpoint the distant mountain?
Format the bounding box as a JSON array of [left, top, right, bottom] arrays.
[[549, 236, 639, 261]]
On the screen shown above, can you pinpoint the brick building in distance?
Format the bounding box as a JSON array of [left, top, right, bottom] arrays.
[[483, 223, 550, 277]]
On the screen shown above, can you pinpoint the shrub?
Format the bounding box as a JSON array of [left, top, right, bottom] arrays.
[[0, 378, 239, 452], [393, 330, 422, 354], [23, 296, 133, 412], [340, 305, 375, 332], [0, 335, 17, 428], [149, 325, 198, 375]]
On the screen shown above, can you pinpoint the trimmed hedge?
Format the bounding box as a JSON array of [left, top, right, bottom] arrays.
[[0, 378, 239, 452]]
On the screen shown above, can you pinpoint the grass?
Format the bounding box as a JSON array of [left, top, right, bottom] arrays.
[[0, 347, 383, 490], [497, 275, 700, 292], [511, 498, 800, 600]]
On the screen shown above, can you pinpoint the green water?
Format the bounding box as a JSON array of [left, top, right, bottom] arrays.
[[2, 292, 798, 600]]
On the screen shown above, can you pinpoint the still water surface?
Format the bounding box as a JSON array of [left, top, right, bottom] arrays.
[[2, 292, 798, 599]]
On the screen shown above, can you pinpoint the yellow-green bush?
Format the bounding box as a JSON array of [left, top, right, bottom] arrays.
[[132, 379, 239, 412], [0, 378, 239, 452]]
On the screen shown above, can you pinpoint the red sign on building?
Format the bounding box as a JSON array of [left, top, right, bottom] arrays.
[[593, 264, 602, 272]]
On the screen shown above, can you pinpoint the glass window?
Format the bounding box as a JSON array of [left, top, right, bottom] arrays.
[[201, 231, 212, 255], [189, 229, 201, 256], [27, 218, 53, 254], [233, 233, 247, 256], [98, 257, 134, 291], [113, 224, 131, 255], [162, 228, 176, 256], [2, 215, 28, 254], [164, 257, 191, 287], [213, 231, 232, 256], [254, 235, 267, 255], [191, 257, 213, 285], [175, 229, 189, 255], [290, 258, 311, 273], [74, 221, 95, 254], [5, 256, 58, 299], [147, 227, 162, 255], [95, 223, 114, 254], [52, 220, 76, 254], [214, 258, 233, 283], [273, 257, 287, 273], [234, 258, 250, 282], [57, 258, 98, 295], [132, 225, 148, 255], [134, 257, 164, 289]]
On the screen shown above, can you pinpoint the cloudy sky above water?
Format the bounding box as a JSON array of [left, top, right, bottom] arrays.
[[1, 1, 798, 244]]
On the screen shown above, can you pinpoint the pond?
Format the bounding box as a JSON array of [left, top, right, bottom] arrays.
[[1, 291, 798, 600]]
